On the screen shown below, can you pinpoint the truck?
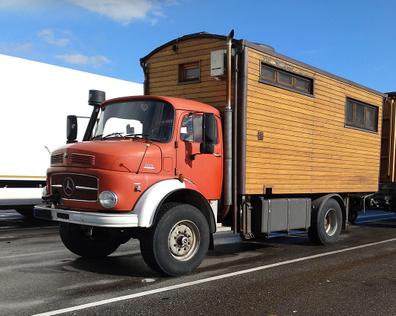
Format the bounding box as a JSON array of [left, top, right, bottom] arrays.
[[0, 54, 142, 217], [34, 31, 392, 276]]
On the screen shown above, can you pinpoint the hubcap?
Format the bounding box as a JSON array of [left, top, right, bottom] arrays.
[[168, 220, 200, 261], [324, 208, 338, 236]]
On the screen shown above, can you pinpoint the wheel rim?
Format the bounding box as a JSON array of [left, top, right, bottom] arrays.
[[168, 220, 200, 261], [324, 208, 338, 236]]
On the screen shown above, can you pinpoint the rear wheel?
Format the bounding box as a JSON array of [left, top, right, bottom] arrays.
[[140, 203, 210, 276], [309, 198, 343, 245], [59, 223, 122, 258]]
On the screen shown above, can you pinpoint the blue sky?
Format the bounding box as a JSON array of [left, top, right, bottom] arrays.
[[0, 0, 395, 92]]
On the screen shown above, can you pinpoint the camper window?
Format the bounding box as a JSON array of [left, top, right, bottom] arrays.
[[179, 62, 200, 83], [260, 63, 313, 95], [345, 98, 378, 132]]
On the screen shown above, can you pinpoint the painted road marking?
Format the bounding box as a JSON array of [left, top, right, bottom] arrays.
[[33, 237, 396, 316]]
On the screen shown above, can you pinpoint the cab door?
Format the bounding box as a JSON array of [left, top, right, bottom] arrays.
[[176, 112, 223, 199]]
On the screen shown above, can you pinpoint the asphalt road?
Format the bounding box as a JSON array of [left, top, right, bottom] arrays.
[[1, 210, 396, 316]]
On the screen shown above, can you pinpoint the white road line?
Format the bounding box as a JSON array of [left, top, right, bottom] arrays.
[[33, 237, 396, 316]]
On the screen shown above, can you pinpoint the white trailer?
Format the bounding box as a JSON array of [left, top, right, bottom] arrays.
[[0, 54, 143, 216]]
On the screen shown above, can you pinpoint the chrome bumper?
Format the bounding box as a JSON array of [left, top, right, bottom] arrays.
[[34, 205, 139, 228]]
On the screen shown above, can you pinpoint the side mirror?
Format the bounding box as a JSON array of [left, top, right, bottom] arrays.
[[66, 115, 78, 143], [200, 113, 217, 154]]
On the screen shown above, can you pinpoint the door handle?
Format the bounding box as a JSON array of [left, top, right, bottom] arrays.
[[213, 153, 222, 157]]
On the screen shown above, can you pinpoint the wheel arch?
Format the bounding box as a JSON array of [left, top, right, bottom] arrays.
[[133, 179, 216, 233], [155, 189, 216, 234]]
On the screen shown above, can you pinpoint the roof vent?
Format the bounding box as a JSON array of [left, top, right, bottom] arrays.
[[253, 42, 275, 52]]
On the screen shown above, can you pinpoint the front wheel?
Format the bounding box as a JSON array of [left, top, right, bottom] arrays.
[[16, 206, 35, 220], [308, 198, 343, 245], [140, 203, 210, 276], [60, 223, 122, 258]]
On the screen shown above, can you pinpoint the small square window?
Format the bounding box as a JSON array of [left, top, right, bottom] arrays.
[[179, 62, 200, 83]]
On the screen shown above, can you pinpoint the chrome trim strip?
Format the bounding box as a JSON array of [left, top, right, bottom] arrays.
[[62, 198, 98, 202], [51, 184, 63, 188], [34, 205, 139, 228], [75, 186, 98, 191]]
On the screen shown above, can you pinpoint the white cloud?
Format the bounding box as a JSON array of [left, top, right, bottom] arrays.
[[38, 29, 71, 47], [0, 0, 54, 9], [0, 0, 177, 24], [56, 53, 110, 67], [0, 42, 33, 54], [68, 0, 175, 25]]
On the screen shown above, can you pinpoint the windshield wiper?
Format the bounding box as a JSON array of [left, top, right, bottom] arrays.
[[92, 134, 103, 140], [101, 132, 125, 139], [124, 133, 151, 139], [93, 133, 154, 141]]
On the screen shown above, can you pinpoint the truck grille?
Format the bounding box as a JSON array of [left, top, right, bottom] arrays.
[[50, 173, 98, 201], [50, 153, 95, 167], [70, 153, 95, 166], [51, 153, 63, 165]]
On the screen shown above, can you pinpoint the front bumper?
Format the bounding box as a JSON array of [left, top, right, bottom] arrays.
[[34, 205, 139, 228]]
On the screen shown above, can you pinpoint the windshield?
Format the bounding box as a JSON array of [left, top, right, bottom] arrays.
[[94, 100, 174, 142]]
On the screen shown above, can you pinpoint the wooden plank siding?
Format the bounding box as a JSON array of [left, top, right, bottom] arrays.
[[245, 49, 383, 194], [143, 34, 384, 196], [144, 38, 230, 110]]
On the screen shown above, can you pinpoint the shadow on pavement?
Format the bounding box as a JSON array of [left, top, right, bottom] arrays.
[[69, 254, 160, 278], [0, 209, 57, 229]]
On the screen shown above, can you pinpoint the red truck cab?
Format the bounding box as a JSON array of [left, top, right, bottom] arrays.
[[35, 93, 223, 276]]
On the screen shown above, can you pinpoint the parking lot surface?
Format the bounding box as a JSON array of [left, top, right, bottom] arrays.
[[1, 210, 396, 316]]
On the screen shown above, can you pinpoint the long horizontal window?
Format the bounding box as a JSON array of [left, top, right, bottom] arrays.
[[260, 63, 313, 95], [345, 98, 378, 132]]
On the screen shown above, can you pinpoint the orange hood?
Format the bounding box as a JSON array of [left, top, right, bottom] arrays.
[[52, 139, 162, 173]]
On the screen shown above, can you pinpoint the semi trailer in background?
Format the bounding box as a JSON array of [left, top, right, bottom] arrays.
[[0, 54, 142, 216], [35, 32, 395, 276]]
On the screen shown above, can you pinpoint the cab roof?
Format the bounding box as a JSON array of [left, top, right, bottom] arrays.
[[102, 95, 221, 116]]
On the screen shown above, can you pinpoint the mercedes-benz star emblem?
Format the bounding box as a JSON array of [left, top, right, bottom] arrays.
[[63, 177, 75, 197]]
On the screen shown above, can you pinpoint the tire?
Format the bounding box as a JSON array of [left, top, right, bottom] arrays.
[[139, 203, 210, 276], [59, 223, 121, 258], [16, 206, 35, 220], [308, 198, 343, 245]]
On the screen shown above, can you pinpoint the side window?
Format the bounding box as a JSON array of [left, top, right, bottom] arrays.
[[180, 114, 203, 142], [179, 61, 200, 83], [345, 98, 378, 132]]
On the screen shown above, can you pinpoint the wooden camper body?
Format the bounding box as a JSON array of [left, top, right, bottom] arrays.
[[140, 33, 385, 196]]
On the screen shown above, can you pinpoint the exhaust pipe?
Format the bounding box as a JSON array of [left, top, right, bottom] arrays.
[[222, 30, 234, 218]]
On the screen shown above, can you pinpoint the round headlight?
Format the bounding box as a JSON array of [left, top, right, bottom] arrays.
[[99, 191, 118, 209]]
